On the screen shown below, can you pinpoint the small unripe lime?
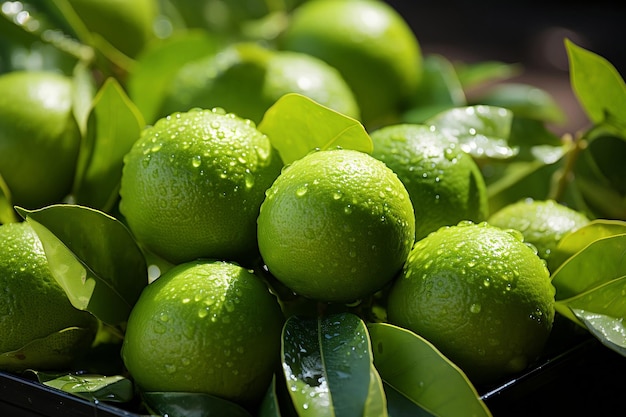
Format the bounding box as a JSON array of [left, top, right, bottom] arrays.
[[0, 71, 81, 209]]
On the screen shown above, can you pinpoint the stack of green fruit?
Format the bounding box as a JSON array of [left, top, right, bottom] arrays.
[[1, 1, 625, 416]]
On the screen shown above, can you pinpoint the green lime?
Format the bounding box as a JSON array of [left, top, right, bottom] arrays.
[[119, 108, 283, 265], [0, 222, 98, 372], [0, 71, 81, 210], [488, 199, 590, 264], [370, 124, 489, 241], [67, 0, 158, 58], [257, 148, 415, 303], [387, 221, 555, 384], [121, 259, 284, 405], [159, 42, 360, 124], [280, 0, 422, 128]]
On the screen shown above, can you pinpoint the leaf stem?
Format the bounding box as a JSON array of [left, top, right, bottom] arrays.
[[549, 132, 586, 201]]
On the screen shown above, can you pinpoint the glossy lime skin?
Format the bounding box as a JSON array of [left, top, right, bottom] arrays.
[[257, 148, 415, 303], [0, 71, 81, 209], [119, 109, 283, 265], [281, 0, 422, 127], [0, 222, 98, 371], [121, 260, 284, 404], [160, 43, 360, 124], [370, 124, 489, 241], [388, 222, 555, 384]]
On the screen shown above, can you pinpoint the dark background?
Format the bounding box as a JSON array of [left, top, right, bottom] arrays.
[[386, 1, 626, 134]]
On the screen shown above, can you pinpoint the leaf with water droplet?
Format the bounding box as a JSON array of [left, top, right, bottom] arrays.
[[15, 204, 148, 325], [281, 313, 387, 417], [143, 391, 253, 417], [367, 322, 491, 417], [476, 83, 566, 124], [556, 276, 626, 357], [27, 371, 133, 403], [258, 93, 373, 164], [427, 105, 516, 160]]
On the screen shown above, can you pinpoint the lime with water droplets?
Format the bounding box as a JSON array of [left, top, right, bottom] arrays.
[[121, 259, 284, 405], [369, 123, 489, 241], [0, 222, 98, 372], [119, 108, 283, 265], [257, 148, 415, 303], [488, 199, 590, 267], [387, 221, 555, 384]]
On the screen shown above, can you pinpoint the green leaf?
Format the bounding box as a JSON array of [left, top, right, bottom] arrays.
[[549, 219, 626, 272], [556, 276, 626, 356], [573, 134, 626, 220], [403, 54, 466, 124], [0, 173, 17, 224], [475, 83, 566, 124], [16, 205, 148, 325], [508, 118, 562, 150], [32, 372, 133, 403], [455, 61, 522, 90], [259, 374, 282, 417], [281, 313, 387, 417], [426, 105, 516, 159], [258, 93, 373, 164], [367, 323, 491, 417], [566, 39, 626, 135], [485, 150, 566, 214], [73, 77, 145, 212], [0, 327, 95, 372], [143, 391, 254, 417], [71, 60, 96, 136], [127, 30, 221, 124], [551, 233, 626, 300]]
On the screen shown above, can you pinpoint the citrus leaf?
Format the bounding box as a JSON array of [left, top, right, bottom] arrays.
[[0, 327, 94, 372], [556, 276, 626, 356], [15, 205, 148, 325], [281, 313, 387, 417], [403, 54, 466, 124], [549, 219, 626, 272], [455, 61, 522, 90], [143, 391, 254, 417], [426, 105, 516, 159], [566, 39, 626, 135], [573, 134, 626, 220], [508, 118, 562, 150], [485, 153, 565, 214], [474, 83, 566, 124], [71, 60, 96, 136], [367, 323, 491, 417], [259, 374, 282, 417], [0, 173, 17, 224], [31, 372, 133, 403], [383, 382, 435, 417], [73, 77, 145, 212], [127, 30, 221, 124], [551, 233, 626, 300], [258, 93, 373, 164]]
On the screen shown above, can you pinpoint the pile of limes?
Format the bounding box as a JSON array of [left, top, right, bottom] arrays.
[[0, 0, 599, 415]]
